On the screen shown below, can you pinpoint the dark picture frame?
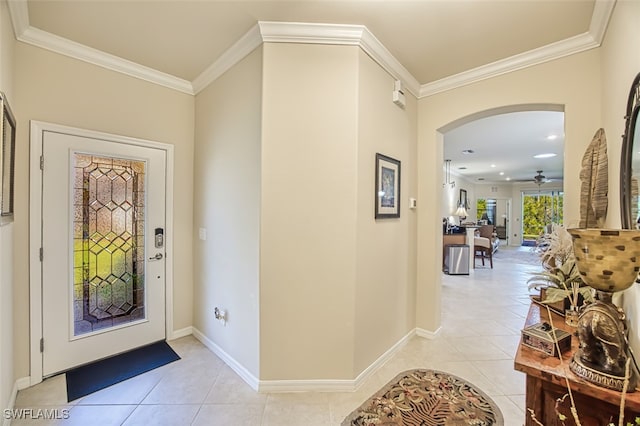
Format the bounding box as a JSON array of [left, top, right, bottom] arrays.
[[0, 92, 15, 220], [459, 188, 469, 209], [375, 153, 401, 219]]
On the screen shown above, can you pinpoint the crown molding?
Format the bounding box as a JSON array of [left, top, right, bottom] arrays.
[[7, 0, 194, 95], [257, 21, 420, 98], [419, 0, 616, 97], [589, 0, 616, 43], [259, 21, 365, 45], [191, 24, 263, 94], [18, 27, 194, 94], [192, 21, 420, 97], [358, 25, 421, 97], [6, 0, 29, 40], [419, 32, 599, 97], [6, 0, 615, 98]]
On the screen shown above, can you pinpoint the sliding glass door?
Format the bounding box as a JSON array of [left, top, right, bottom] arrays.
[[522, 190, 564, 245]]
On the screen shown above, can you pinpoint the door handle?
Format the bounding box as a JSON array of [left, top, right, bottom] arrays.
[[148, 253, 163, 261]]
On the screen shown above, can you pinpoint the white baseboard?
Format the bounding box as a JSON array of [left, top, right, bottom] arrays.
[[351, 328, 416, 390], [259, 329, 416, 393], [416, 326, 441, 339], [168, 326, 193, 340], [191, 327, 260, 391], [191, 327, 436, 393], [258, 378, 356, 393], [3, 377, 31, 426]]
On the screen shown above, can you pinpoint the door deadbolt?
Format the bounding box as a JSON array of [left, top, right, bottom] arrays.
[[155, 228, 164, 248]]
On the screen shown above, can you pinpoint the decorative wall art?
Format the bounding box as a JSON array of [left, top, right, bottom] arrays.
[[459, 188, 469, 210], [375, 153, 401, 219], [0, 92, 16, 220]]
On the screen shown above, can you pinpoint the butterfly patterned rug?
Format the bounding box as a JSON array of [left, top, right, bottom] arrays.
[[342, 369, 503, 426]]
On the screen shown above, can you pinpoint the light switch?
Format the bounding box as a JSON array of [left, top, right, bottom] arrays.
[[199, 228, 207, 241]]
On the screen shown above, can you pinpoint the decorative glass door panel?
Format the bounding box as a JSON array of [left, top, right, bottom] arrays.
[[73, 153, 146, 337], [41, 127, 166, 377]]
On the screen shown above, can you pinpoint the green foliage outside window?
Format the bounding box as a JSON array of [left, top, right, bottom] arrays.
[[476, 199, 487, 222], [523, 193, 564, 239]]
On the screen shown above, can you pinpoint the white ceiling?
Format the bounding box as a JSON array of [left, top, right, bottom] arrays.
[[11, 0, 612, 185], [24, 0, 597, 86], [444, 110, 565, 184]]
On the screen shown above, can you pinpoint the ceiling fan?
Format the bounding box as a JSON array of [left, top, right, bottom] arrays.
[[533, 170, 547, 186], [512, 170, 561, 185]]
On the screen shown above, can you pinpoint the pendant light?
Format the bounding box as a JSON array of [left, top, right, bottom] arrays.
[[443, 159, 455, 188]]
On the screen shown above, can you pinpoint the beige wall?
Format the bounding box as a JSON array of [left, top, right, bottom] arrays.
[[417, 49, 602, 332], [0, 0, 15, 411], [193, 47, 262, 376], [194, 43, 418, 382], [13, 43, 195, 378], [260, 43, 359, 379], [600, 0, 640, 356], [354, 49, 417, 374]]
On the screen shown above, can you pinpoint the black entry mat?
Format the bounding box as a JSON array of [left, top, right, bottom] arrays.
[[65, 340, 180, 402]]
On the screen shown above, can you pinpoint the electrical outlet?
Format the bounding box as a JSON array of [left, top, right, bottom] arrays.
[[214, 307, 227, 325]]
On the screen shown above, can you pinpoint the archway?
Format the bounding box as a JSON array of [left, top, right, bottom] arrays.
[[440, 104, 565, 248]]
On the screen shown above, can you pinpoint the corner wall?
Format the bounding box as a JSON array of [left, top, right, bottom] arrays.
[[260, 43, 359, 380], [599, 0, 640, 358], [417, 49, 602, 333], [355, 49, 417, 374], [0, 0, 15, 413], [13, 42, 195, 380], [192, 47, 263, 377], [196, 42, 419, 383]]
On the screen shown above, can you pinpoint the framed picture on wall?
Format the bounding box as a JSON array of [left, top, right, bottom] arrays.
[[375, 153, 401, 219], [0, 92, 16, 220], [459, 188, 469, 210]]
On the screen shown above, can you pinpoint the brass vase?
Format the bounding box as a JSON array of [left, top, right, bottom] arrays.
[[567, 228, 640, 392]]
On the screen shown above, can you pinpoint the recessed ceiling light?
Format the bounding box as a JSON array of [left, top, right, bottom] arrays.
[[490, 164, 496, 168], [533, 153, 557, 159], [547, 134, 558, 140], [499, 172, 504, 176], [506, 177, 511, 181], [462, 149, 474, 154]]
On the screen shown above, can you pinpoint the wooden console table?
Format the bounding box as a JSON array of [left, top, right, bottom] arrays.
[[514, 303, 640, 425]]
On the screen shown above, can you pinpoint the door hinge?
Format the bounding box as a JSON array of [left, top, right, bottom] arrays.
[[40, 338, 44, 353], [40, 155, 44, 170], [39, 247, 43, 262]]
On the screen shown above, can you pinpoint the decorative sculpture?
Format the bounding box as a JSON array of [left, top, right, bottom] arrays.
[[568, 228, 640, 391], [579, 128, 608, 228]]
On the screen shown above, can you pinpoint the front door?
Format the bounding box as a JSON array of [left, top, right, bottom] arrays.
[[39, 128, 167, 376]]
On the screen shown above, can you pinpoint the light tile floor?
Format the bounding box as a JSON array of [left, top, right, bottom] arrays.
[[11, 246, 537, 425]]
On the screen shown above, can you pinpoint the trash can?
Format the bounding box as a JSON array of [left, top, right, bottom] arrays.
[[444, 244, 469, 275]]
